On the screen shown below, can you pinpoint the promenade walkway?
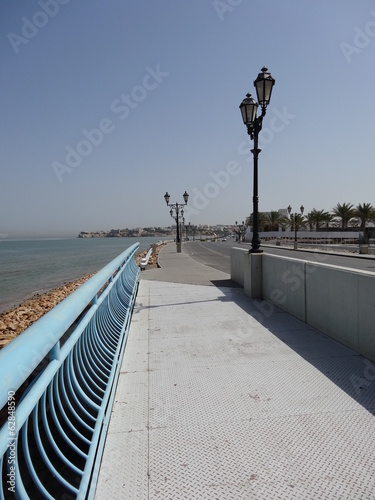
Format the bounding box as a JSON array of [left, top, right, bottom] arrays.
[[95, 243, 375, 499]]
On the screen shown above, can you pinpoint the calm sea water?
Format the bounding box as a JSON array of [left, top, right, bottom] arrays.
[[0, 237, 162, 312]]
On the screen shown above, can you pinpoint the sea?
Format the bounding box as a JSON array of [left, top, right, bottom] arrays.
[[0, 236, 163, 313]]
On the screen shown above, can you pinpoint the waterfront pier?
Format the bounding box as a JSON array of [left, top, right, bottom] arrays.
[[95, 243, 375, 499]]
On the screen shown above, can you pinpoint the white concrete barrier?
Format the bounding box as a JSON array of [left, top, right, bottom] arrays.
[[305, 263, 375, 360], [230, 247, 248, 286], [262, 254, 306, 323], [231, 249, 375, 361]]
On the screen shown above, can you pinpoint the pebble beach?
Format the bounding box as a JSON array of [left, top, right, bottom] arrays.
[[0, 245, 161, 349]]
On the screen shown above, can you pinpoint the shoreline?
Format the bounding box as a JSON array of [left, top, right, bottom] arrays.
[[0, 245, 161, 350], [0, 274, 95, 348]]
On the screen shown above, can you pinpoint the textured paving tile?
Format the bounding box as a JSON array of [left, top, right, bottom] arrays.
[[96, 279, 375, 499]]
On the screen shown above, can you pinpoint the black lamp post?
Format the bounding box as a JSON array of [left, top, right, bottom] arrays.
[[181, 217, 185, 241], [164, 191, 189, 253], [189, 221, 196, 241], [287, 205, 304, 249], [240, 67, 275, 253], [235, 220, 246, 242], [241, 220, 246, 242]]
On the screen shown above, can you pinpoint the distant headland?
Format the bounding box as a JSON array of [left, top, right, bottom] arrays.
[[78, 227, 173, 238]]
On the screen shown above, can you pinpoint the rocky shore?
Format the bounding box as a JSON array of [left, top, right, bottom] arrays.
[[0, 245, 161, 350]]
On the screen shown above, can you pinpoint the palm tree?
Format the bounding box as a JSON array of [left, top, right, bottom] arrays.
[[287, 213, 306, 231], [304, 212, 315, 231], [332, 203, 356, 230], [294, 213, 307, 231], [355, 203, 375, 231], [279, 214, 292, 231], [246, 212, 268, 231], [263, 211, 285, 231], [305, 209, 332, 230]]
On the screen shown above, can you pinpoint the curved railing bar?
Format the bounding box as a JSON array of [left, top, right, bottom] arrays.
[[32, 403, 79, 495], [63, 359, 98, 423], [84, 327, 111, 377], [70, 351, 102, 405], [82, 333, 110, 385], [72, 344, 105, 400], [88, 322, 114, 365], [0, 244, 139, 410], [0, 243, 140, 498], [78, 289, 135, 499], [40, 391, 84, 476], [22, 419, 53, 499], [67, 351, 101, 408], [48, 380, 89, 458]]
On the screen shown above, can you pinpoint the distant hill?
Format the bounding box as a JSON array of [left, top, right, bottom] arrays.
[[78, 228, 173, 238]]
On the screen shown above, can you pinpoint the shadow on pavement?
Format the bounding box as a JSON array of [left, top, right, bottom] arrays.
[[214, 285, 375, 417], [210, 278, 242, 288]]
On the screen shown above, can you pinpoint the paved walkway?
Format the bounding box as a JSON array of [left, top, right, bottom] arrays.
[[137, 241, 236, 286], [95, 243, 375, 499]]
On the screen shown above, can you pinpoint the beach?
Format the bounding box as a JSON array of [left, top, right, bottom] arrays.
[[0, 245, 161, 349]]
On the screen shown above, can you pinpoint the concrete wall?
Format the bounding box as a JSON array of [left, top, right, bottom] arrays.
[[245, 230, 361, 240], [305, 263, 375, 360], [230, 248, 375, 361], [262, 254, 306, 323], [230, 247, 248, 286]]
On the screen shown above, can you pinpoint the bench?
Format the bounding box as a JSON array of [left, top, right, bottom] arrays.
[[140, 247, 153, 270]]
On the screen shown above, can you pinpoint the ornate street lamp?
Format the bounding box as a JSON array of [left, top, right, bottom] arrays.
[[164, 191, 189, 253], [184, 219, 190, 241], [240, 67, 275, 253], [189, 221, 196, 241], [181, 217, 185, 242], [288, 204, 304, 249], [235, 221, 239, 242], [235, 220, 246, 242]]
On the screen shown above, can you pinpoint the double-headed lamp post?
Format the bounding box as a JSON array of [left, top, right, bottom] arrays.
[[240, 67, 275, 253], [189, 221, 196, 241], [287, 204, 304, 250], [164, 191, 189, 253], [235, 220, 245, 242]]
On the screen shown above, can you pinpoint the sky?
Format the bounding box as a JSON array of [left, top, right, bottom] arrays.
[[1, 0, 375, 237]]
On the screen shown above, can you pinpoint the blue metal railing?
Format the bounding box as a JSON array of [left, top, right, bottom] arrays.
[[0, 243, 140, 499]]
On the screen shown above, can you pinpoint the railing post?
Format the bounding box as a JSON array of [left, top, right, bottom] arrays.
[[49, 341, 60, 361]]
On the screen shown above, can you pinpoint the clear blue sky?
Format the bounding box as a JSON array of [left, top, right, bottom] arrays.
[[1, 0, 375, 237]]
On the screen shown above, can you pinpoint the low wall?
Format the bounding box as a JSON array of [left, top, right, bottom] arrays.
[[230, 247, 248, 286], [245, 230, 361, 240], [262, 254, 306, 323], [231, 248, 375, 361], [305, 263, 375, 360]]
